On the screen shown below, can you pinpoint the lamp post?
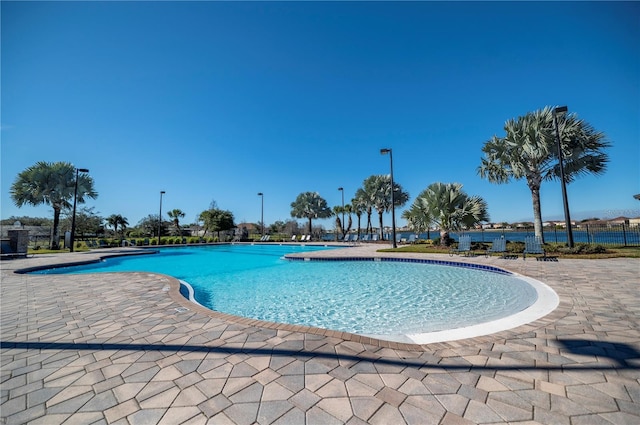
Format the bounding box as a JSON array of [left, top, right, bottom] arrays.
[[552, 106, 574, 248], [338, 187, 344, 236], [158, 191, 165, 246], [69, 168, 89, 252], [257, 192, 264, 236], [380, 148, 397, 248]]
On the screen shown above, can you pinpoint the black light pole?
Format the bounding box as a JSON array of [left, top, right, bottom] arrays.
[[158, 191, 165, 245], [338, 187, 344, 235], [380, 148, 397, 248], [553, 106, 574, 248], [257, 192, 264, 236], [69, 168, 89, 252]]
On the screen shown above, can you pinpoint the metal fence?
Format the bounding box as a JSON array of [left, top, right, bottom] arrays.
[[458, 224, 640, 246]]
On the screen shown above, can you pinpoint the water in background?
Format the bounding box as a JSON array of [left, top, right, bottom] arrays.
[[326, 225, 640, 245]]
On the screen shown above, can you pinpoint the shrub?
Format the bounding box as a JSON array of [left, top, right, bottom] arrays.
[[507, 241, 525, 253]]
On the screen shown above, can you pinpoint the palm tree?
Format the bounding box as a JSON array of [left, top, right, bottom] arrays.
[[408, 182, 488, 246], [367, 174, 409, 240], [354, 187, 374, 235], [290, 192, 332, 237], [351, 196, 365, 237], [10, 161, 97, 249], [478, 107, 609, 242], [106, 214, 128, 239], [332, 205, 343, 241], [401, 201, 433, 240], [167, 209, 185, 236]]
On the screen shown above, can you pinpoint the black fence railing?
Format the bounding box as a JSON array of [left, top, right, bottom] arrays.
[[453, 224, 640, 246]]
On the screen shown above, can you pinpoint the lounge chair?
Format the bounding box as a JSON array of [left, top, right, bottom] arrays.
[[407, 234, 417, 244], [485, 237, 508, 258], [291, 235, 297, 242], [361, 234, 370, 242], [371, 234, 379, 242], [523, 235, 556, 261], [449, 234, 472, 257], [351, 234, 359, 243], [305, 235, 312, 242]]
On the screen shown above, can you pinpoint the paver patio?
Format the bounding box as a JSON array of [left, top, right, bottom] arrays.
[[1, 244, 639, 424]]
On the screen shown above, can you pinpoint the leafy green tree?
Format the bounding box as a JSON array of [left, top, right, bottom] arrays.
[[407, 182, 488, 246], [478, 107, 610, 242], [167, 209, 185, 236], [199, 208, 235, 240], [106, 214, 129, 239], [290, 192, 333, 236], [1, 216, 52, 226], [136, 214, 166, 238], [270, 220, 286, 234], [59, 207, 103, 238], [10, 161, 97, 249], [366, 174, 410, 240]]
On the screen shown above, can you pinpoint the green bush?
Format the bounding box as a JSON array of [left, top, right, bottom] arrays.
[[507, 241, 525, 253], [563, 243, 608, 254]]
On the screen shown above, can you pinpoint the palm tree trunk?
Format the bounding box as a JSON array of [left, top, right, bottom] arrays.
[[51, 207, 61, 249], [378, 211, 384, 240], [307, 218, 313, 236], [440, 229, 449, 246], [530, 185, 545, 243]]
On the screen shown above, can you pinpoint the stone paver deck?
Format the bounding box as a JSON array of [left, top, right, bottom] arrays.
[[1, 244, 639, 424]]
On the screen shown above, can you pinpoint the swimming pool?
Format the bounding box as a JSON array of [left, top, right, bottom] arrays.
[[33, 244, 558, 343]]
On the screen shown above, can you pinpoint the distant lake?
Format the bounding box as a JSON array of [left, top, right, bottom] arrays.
[[325, 227, 640, 246]]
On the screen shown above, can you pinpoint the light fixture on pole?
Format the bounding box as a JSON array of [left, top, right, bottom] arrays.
[[69, 168, 89, 252], [380, 148, 397, 248], [257, 192, 264, 236], [552, 105, 574, 248], [338, 187, 344, 235], [158, 191, 165, 246]]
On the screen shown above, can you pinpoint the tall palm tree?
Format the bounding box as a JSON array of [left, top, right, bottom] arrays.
[[409, 182, 488, 246], [332, 205, 343, 241], [290, 192, 332, 236], [351, 196, 365, 237], [354, 187, 373, 235], [478, 107, 609, 242], [167, 209, 185, 236], [368, 174, 409, 240], [106, 214, 128, 239], [10, 161, 97, 249]]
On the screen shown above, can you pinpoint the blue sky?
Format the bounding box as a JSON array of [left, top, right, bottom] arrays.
[[2, 1, 639, 230]]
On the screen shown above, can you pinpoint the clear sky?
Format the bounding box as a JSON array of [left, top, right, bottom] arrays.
[[2, 1, 639, 230]]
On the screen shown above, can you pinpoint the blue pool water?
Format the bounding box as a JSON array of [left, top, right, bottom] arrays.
[[34, 244, 539, 338]]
